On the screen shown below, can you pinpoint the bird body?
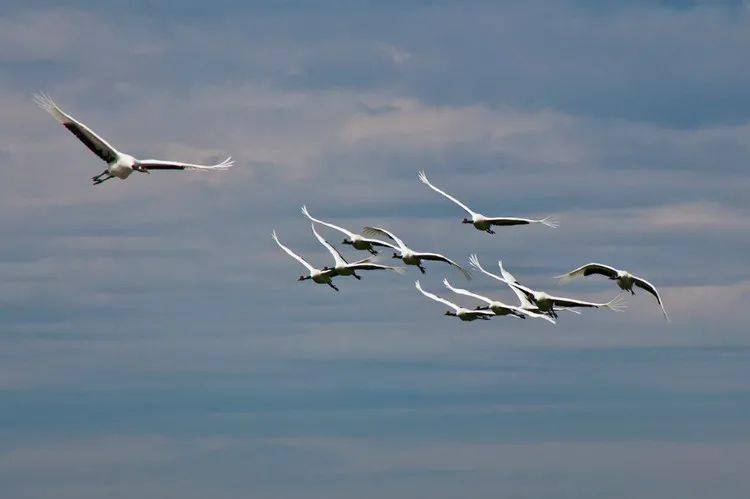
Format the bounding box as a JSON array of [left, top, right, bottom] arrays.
[[272, 230, 339, 290], [418, 170, 558, 234], [363, 226, 471, 279], [35, 93, 233, 185], [556, 263, 668, 320], [415, 281, 494, 321], [310, 223, 403, 279]]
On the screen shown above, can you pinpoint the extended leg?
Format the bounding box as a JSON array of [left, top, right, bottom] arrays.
[[368, 247, 378, 255], [93, 174, 114, 185], [328, 282, 339, 291], [486, 228, 496, 235], [353, 273, 362, 280], [92, 169, 109, 181], [418, 265, 426, 274]]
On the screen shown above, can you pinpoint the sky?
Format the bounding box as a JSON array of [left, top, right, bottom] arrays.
[[1, 0, 750, 497]]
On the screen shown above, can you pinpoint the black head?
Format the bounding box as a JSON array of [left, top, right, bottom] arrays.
[[461, 218, 471, 224], [445, 311, 457, 316], [298, 275, 307, 281], [342, 239, 351, 245], [392, 252, 400, 259]]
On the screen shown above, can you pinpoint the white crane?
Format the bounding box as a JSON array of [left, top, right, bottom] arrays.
[[556, 263, 668, 321], [415, 281, 495, 322], [363, 226, 471, 279], [301, 205, 397, 255], [272, 230, 339, 291], [35, 94, 233, 185], [485, 258, 627, 318], [469, 254, 585, 318], [418, 170, 557, 234], [442, 278, 556, 324], [310, 223, 405, 279]]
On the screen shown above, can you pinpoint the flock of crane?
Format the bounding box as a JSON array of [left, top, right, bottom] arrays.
[[36, 93, 669, 325]]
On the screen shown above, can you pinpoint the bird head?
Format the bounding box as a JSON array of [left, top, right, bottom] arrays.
[[392, 252, 400, 259], [133, 163, 149, 174], [342, 239, 351, 245], [461, 218, 472, 224], [445, 311, 457, 316], [298, 275, 309, 281]]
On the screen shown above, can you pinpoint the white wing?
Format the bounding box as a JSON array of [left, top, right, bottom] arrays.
[[136, 157, 234, 171], [35, 93, 120, 163], [633, 276, 669, 321], [418, 170, 476, 217], [301, 205, 355, 238], [272, 230, 314, 273], [415, 280, 460, 312], [310, 223, 347, 267], [442, 278, 493, 305], [362, 226, 408, 252]]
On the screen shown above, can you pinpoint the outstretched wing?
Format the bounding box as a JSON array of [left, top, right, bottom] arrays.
[[484, 216, 558, 228], [137, 157, 233, 171], [418, 170, 476, 216], [469, 255, 537, 309], [362, 226, 408, 252], [555, 263, 619, 282], [418, 252, 471, 280], [301, 205, 355, 238], [415, 280, 459, 312], [549, 294, 627, 311], [311, 223, 347, 267], [442, 278, 492, 305], [272, 230, 314, 272], [35, 93, 119, 163], [633, 276, 669, 321], [363, 238, 399, 250], [347, 263, 405, 274]]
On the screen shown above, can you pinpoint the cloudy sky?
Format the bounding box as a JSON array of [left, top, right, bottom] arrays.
[[2, 1, 750, 497]]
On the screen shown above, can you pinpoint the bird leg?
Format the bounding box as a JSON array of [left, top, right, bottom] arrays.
[[92, 169, 109, 181], [328, 282, 339, 291], [93, 174, 114, 185], [368, 248, 378, 255], [353, 273, 362, 280], [418, 265, 426, 274], [486, 228, 496, 235]]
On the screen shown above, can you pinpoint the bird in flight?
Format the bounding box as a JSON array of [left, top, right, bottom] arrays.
[[469, 254, 596, 319], [418, 170, 557, 234], [35, 93, 233, 185], [556, 263, 668, 321], [490, 259, 626, 319], [363, 226, 471, 279], [415, 281, 495, 322], [301, 206, 396, 255], [442, 278, 556, 324], [309, 223, 404, 279], [272, 230, 340, 291]]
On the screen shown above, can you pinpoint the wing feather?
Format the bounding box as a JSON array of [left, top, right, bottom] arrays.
[[35, 93, 119, 163], [633, 277, 669, 321], [415, 280, 459, 312], [418, 170, 476, 216], [272, 230, 314, 272]]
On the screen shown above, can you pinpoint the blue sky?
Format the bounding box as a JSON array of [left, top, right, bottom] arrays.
[[1, 1, 750, 497]]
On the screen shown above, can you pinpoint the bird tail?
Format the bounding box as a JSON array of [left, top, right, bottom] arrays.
[[603, 294, 628, 312], [539, 216, 559, 228]]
